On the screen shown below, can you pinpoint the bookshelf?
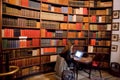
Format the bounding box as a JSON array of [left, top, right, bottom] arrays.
[[0, 0, 113, 79], [68, 0, 89, 54], [1, 0, 41, 78], [88, 0, 113, 68], [40, 0, 69, 72], [0, 0, 3, 74]]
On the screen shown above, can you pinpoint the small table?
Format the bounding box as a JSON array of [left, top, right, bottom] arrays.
[[74, 56, 93, 79], [76, 56, 93, 63]]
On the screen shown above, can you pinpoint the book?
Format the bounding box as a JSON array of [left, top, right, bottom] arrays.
[[88, 46, 93, 53]]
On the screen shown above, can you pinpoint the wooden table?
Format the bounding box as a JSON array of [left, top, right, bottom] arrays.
[[73, 56, 93, 79]]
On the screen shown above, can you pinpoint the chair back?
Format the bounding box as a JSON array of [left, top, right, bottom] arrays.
[[92, 54, 105, 67]]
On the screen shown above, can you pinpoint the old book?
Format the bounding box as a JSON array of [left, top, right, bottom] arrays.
[[88, 46, 93, 53], [50, 55, 57, 62]]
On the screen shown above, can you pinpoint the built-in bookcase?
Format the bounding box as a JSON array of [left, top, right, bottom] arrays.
[[0, 0, 113, 79], [1, 0, 41, 78], [88, 0, 112, 68], [40, 0, 69, 73]]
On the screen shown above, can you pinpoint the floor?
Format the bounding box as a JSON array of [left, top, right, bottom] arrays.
[[22, 70, 120, 80]]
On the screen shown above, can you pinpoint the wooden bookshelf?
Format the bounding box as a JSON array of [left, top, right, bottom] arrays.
[[0, 0, 113, 79], [88, 0, 112, 68], [40, 0, 69, 73], [1, 0, 41, 79]]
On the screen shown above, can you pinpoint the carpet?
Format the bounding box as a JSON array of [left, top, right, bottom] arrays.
[[23, 70, 120, 80]]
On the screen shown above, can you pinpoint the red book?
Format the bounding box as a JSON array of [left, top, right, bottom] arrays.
[[32, 39, 39, 47], [74, 40, 78, 45], [27, 40, 30, 47], [21, 0, 29, 7], [62, 39, 67, 46], [83, 8, 88, 15], [64, 16, 68, 22], [78, 32, 83, 38], [91, 15, 96, 22], [76, 23, 82, 30], [10, 29, 14, 37], [4, 28, 13, 37], [20, 39, 27, 48], [47, 32, 52, 38], [90, 39, 96, 45]]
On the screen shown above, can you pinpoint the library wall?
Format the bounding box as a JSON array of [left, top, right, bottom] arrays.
[[111, 0, 120, 63]]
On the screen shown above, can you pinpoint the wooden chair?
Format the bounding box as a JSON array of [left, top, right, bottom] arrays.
[[90, 54, 105, 78]]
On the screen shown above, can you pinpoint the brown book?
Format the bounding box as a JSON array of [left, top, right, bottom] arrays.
[[36, 22, 40, 28], [41, 3, 49, 11], [68, 7, 72, 14], [83, 17, 89, 22], [60, 23, 67, 30], [41, 29, 47, 38], [8, 0, 16, 4]]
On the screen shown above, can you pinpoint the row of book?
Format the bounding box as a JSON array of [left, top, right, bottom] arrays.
[[41, 21, 59, 29], [2, 17, 40, 28], [90, 15, 112, 23], [41, 39, 89, 47], [4, 0, 40, 9], [41, 29, 89, 38], [73, 39, 88, 46], [56, 47, 64, 54], [89, 31, 111, 38], [61, 23, 89, 30], [41, 3, 70, 13], [9, 49, 40, 59], [2, 39, 40, 48], [3, 4, 40, 18], [41, 56, 50, 64], [41, 55, 57, 64], [68, 15, 111, 23], [2, 29, 40, 38], [41, 21, 89, 30], [41, 47, 66, 55], [68, 15, 89, 22], [69, 0, 89, 7], [68, 31, 88, 38], [9, 57, 40, 68], [72, 7, 88, 15], [41, 47, 57, 55], [41, 3, 88, 15], [15, 66, 40, 78], [41, 29, 67, 38], [89, 1, 112, 7], [89, 8, 112, 15], [41, 39, 67, 47], [42, 0, 68, 5], [41, 12, 65, 21], [90, 24, 111, 31], [88, 46, 110, 53], [3, 15, 111, 30], [90, 39, 111, 46], [21, 66, 40, 77]]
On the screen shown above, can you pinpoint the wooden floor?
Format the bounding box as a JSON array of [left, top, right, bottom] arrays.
[[22, 70, 120, 80]]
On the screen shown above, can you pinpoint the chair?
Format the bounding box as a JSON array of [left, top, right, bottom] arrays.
[[54, 54, 77, 80], [54, 55, 68, 78], [90, 53, 105, 78], [76, 54, 105, 79]]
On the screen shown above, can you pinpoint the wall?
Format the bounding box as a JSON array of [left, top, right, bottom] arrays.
[[111, 0, 120, 63]]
